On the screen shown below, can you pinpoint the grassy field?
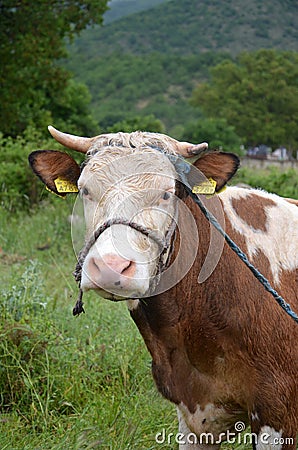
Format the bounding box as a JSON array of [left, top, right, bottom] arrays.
[[0, 198, 177, 449]]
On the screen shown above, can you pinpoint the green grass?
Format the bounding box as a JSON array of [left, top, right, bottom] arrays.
[[232, 165, 298, 199], [0, 199, 177, 449]]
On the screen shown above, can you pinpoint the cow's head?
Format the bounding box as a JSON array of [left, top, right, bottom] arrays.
[[29, 127, 239, 300]]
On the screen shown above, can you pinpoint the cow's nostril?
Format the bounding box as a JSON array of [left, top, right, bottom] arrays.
[[120, 259, 132, 273], [91, 258, 101, 273], [121, 260, 136, 277]]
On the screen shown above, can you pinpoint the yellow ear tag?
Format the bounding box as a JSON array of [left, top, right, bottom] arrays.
[[45, 186, 65, 198], [216, 185, 227, 195], [54, 177, 79, 194], [192, 178, 217, 195]]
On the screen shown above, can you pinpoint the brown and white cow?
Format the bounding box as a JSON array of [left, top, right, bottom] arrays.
[[29, 127, 298, 449]]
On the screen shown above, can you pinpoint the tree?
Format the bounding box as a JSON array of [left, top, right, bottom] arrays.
[[181, 117, 243, 154], [191, 50, 298, 150], [0, 0, 108, 136], [107, 115, 165, 133]]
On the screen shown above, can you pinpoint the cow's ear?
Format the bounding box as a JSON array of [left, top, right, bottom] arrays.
[[28, 150, 80, 196], [192, 151, 240, 192]]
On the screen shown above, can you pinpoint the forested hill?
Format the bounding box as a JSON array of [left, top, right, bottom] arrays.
[[64, 0, 298, 141], [70, 0, 297, 57], [104, 0, 171, 24]]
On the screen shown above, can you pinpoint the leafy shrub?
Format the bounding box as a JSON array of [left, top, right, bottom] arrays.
[[0, 127, 63, 211], [232, 166, 298, 198], [0, 260, 48, 322], [181, 117, 244, 154], [107, 114, 165, 133]]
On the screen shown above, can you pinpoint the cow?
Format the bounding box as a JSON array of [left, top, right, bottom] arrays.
[[29, 126, 298, 450]]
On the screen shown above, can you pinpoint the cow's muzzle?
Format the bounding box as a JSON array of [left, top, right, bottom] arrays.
[[72, 216, 177, 315]]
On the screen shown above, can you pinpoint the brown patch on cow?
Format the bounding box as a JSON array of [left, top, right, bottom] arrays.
[[28, 150, 80, 196], [278, 268, 298, 319], [231, 194, 275, 232]]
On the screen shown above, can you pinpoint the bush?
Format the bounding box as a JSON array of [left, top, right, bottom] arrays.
[[0, 127, 66, 211], [181, 117, 244, 154], [107, 114, 165, 133], [232, 166, 298, 198]]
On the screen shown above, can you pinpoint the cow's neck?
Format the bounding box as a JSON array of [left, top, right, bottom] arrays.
[[129, 195, 219, 411]]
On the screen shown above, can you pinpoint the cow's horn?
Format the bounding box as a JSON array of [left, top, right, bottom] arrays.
[[176, 141, 209, 157], [48, 126, 92, 153]]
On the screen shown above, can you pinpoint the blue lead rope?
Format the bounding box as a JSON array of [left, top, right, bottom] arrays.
[[186, 185, 298, 325], [155, 149, 298, 324]]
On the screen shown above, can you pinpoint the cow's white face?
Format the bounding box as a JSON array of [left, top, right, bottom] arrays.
[[29, 127, 240, 302], [77, 146, 177, 299]]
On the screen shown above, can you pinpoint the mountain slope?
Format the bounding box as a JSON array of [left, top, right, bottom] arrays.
[[104, 0, 171, 24], [70, 0, 298, 58], [64, 0, 298, 136]]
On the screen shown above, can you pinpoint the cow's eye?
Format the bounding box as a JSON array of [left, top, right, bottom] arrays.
[[162, 191, 171, 201], [81, 187, 89, 196], [158, 188, 175, 205]]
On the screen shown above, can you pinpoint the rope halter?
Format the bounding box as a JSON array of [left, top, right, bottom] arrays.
[[73, 211, 178, 316]]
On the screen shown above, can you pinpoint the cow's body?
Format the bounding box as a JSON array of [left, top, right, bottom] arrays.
[[29, 128, 298, 449], [130, 186, 298, 448]]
